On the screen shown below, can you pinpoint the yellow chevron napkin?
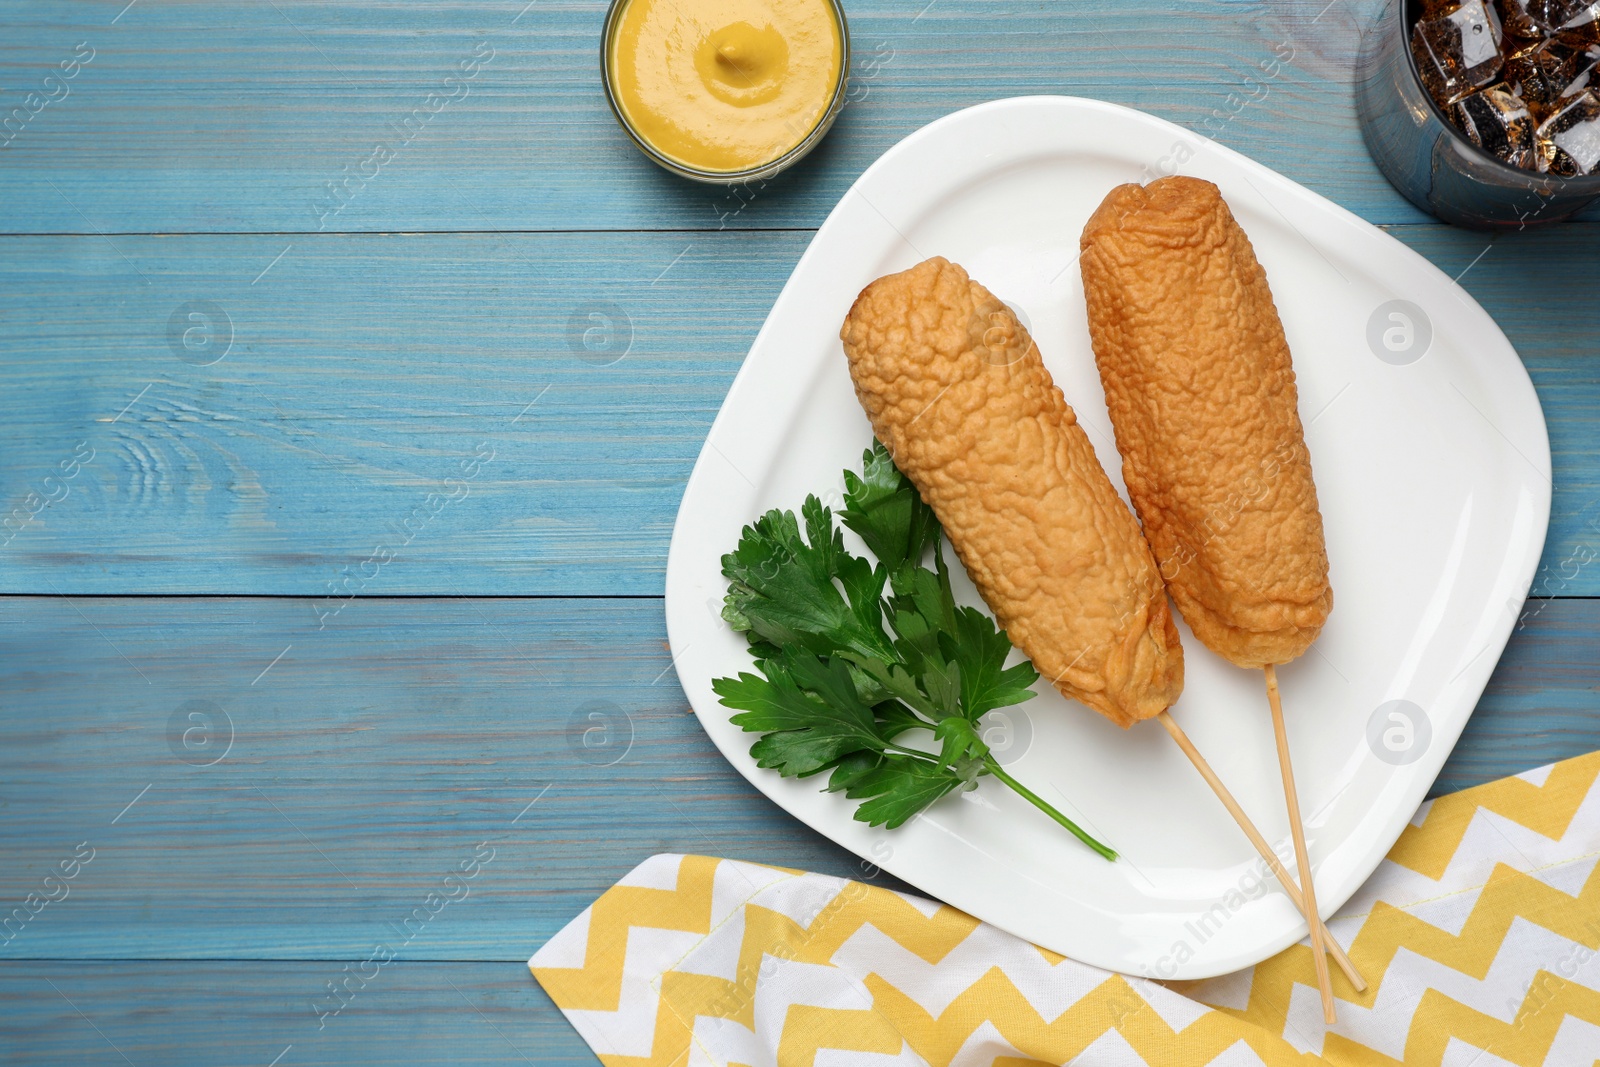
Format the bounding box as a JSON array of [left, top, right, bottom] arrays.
[[530, 750, 1600, 1065]]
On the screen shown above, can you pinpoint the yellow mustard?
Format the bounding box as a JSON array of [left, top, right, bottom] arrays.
[[608, 0, 843, 174]]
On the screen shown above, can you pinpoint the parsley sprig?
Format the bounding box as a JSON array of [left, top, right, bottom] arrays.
[[712, 442, 1117, 861]]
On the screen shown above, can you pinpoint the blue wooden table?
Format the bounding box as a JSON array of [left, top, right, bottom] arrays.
[[2, 1, 1598, 1063]]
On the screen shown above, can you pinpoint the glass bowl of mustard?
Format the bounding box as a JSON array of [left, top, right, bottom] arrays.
[[601, 0, 850, 183]]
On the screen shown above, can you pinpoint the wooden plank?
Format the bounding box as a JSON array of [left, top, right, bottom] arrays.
[[1, 960, 593, 1065], [1434, 596, 1600, 796], [0, 0, 1502, 233], [0, 595, 1591, 964], [0, 230, 794, 596], [0, 596, 902, 963], [1, 227, 1597, 595]]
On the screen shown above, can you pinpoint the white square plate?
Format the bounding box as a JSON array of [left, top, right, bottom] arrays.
[[664, 97, 1550, 978]]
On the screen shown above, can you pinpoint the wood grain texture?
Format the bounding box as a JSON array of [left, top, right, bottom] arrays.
[[1435, 597, 1600, 795], [0, 231, 788, 596], [0, 0, 1509, 234], [0, 596, 1590, 967], [0, 227, 1596, 596], [0, 596, 903, 963], [2, 960, 594, 1065]]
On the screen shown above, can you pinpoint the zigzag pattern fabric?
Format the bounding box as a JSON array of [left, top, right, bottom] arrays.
[[529, 750, 1600, 1065]]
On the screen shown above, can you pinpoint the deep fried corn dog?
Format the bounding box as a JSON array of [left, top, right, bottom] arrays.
[[1079, 177, 1332, 669], [840, 257, 1183, 728]]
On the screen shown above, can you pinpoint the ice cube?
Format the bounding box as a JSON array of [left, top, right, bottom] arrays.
[[1560, 48, 1600, 99], [1551, 16, 1600, 48], [1534, 89, 1600, 172], [1453, 86, 1539, 164], [1554, 0, 1600, 20], [1414, 0, 1507, 106], [1498, 0, 1554, 38], [1498, 0, 1600, 36], [1505, 39, 1580, 116]]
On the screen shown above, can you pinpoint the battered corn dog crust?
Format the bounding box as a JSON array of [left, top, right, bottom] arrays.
[[1079, 177, 1332, 669], [839, 257, 1183, 728]]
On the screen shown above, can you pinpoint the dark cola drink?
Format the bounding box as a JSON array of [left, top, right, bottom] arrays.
[[1412, 0, 1600, 174]]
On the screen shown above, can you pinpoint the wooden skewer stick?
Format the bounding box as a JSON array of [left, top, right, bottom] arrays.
[[1265, 663, 1336, 1024], [1156, 710, 1367, 994]]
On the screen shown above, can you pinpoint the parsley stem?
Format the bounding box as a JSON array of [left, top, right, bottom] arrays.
[[984, 759, 1118, 861]]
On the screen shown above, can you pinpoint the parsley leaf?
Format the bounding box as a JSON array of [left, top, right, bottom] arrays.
[[713, 443, 1117, 861], [721, 498, 893, 664], [947, 605, 1040, 720], [712, 649, 884, 778], [934, 716, 989, 771], [840, 440, 940, 578], [833, 754, 964, 829]]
